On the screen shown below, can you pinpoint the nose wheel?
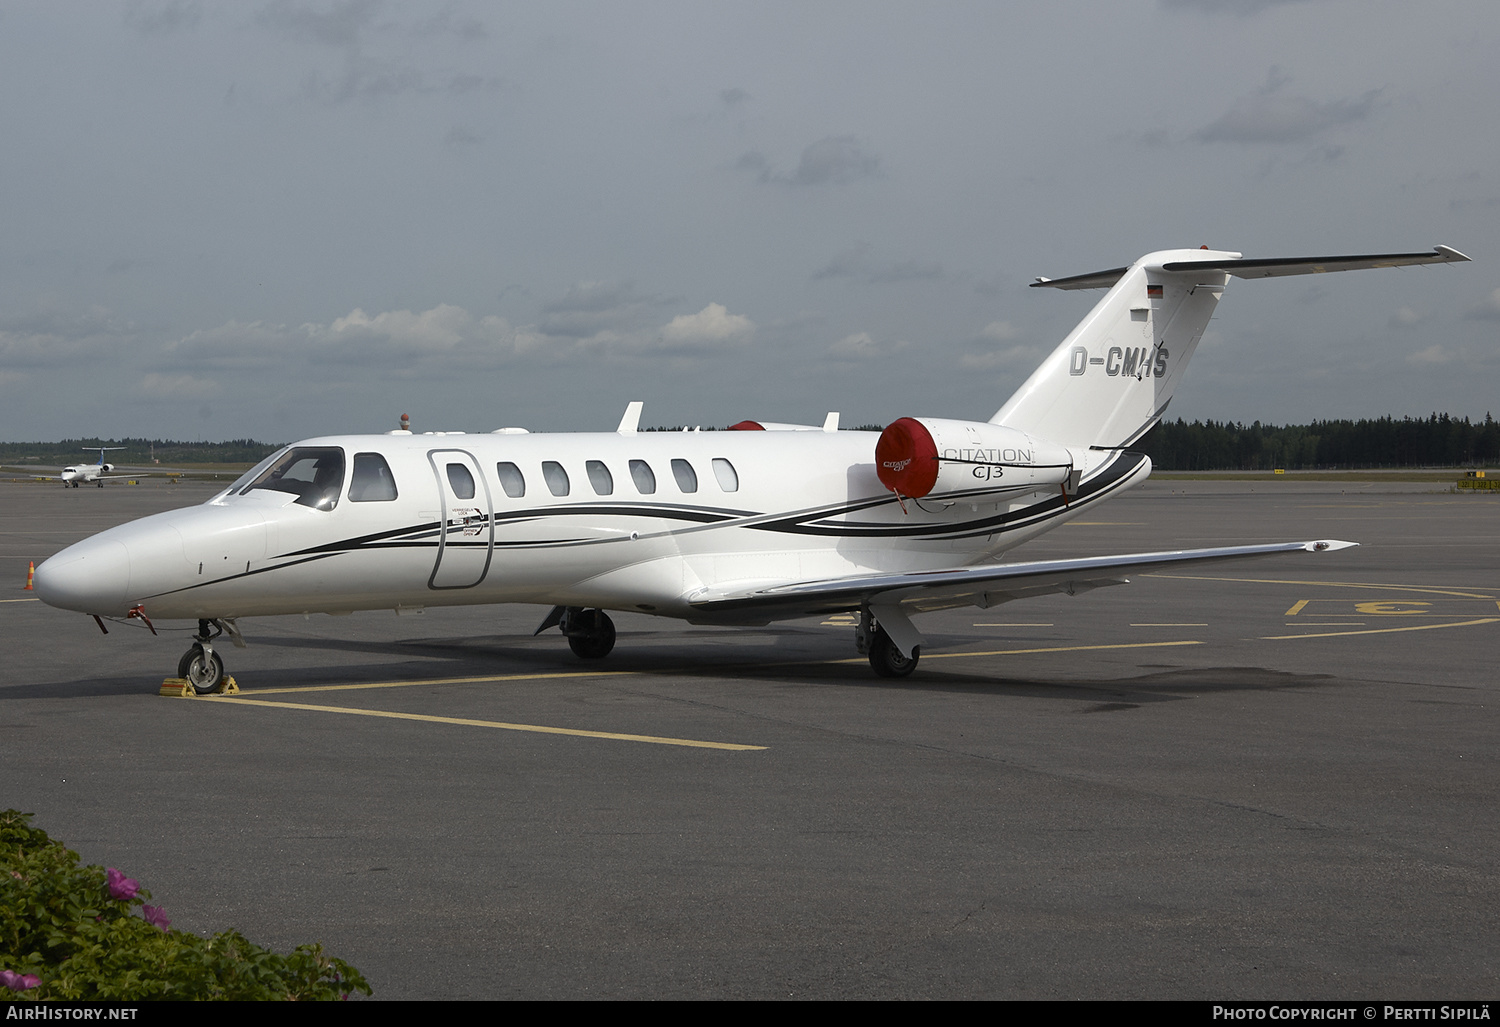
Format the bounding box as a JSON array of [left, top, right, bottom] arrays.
[[178, 643, 225, 695], [175, 618, 242, 695]]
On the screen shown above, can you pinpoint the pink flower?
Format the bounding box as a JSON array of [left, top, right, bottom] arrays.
[[106, 867, 139, 901], [1, 970, 41, 991], [142, 905, 170, 930]]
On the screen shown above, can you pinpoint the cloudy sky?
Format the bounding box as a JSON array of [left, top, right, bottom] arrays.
[[2, 0, 1497, 443]]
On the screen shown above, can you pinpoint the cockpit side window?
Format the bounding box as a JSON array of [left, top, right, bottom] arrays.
[[349, 452, 399, 502], [244, 447, 346, 510]]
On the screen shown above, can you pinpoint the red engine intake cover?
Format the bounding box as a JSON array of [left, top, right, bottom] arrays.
[[875, 417, 939, 497]]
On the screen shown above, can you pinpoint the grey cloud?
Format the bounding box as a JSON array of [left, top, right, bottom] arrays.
[[1161, 0, 1314, 14], [1195, 69, 1383, 144], [416, 8, 486, 41], [540, 281, 673, 338], [256, 0, 381, 48], [869, 260, 943, 284], [1463, 288, 1500, 321], [720, 88, 750, 108], [738, 136, 880, 187], [124, 0, 202, 34], [811, 244, 872, 281], [812, 245, 942, 285], [790, 136, 879, 186], [300, 56, 426, 103], [444, 126, 481, 147]]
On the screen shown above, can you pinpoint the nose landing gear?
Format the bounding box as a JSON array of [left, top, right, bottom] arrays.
[[176, 618, 243, 695]]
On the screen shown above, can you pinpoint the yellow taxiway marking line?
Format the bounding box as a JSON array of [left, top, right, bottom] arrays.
[[1262, 618, 1500, 641], [1, 597, 39, 603], [876, 640, 1203, 663], [974, 622, 1053, 627], [202, 696, 765, 751], [1147, 574, 1495, 600], [242, 669, 639, 696], [1130, 623, 1207, 627], [1285, 599, 1310, 616]]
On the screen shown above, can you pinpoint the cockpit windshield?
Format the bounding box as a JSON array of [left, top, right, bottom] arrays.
[[241, 447, 346, 510]]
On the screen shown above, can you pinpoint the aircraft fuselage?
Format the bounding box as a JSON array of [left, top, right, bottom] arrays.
[[36, 429, 1140, 623]]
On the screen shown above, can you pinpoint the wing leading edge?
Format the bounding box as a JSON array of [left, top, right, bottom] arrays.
[[685, 540, 1357, 621]]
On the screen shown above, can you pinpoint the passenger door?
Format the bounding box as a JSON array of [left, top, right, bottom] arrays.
[[426, 449, 494, 589]]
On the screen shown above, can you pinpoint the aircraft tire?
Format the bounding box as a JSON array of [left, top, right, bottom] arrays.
[[178, 644, 225, 695], [567, 611, 616, 659], [868, 630, 919, 678]]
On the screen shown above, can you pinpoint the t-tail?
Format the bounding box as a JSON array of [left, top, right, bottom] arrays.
[[990, 245, 1471, 451]]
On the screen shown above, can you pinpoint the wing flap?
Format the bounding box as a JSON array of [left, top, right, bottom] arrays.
[[686, 540, 1356, 619]]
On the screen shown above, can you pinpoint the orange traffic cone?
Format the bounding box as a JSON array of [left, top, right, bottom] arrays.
[[24, 561, 35, 590]]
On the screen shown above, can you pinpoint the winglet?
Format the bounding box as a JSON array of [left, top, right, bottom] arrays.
[[822, 411, 840, 432], [617, 401, 643, 434], [1303, 540, 1358, 552]]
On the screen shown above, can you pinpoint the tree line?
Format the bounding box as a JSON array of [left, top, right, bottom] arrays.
[[1134, 414, 1500, 470], [0, 438, 281, 466]]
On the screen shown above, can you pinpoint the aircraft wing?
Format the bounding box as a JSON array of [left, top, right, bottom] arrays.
[[685, 540, 1356, 620]]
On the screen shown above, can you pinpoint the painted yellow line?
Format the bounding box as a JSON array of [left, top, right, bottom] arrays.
[[1262, 618, 1500, 640], [1130, 623, 1207, 627], [1147, 574, 1495, 600], [974, 622, 1053, 627], [1, 597, 40, 603], [202, 696, 766, 751], [1285, 599, 1310, 616], [243, 669, 639, 696], [909, 640, 1202, 661]]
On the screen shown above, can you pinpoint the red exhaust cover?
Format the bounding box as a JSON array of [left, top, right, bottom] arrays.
[[875, 417, 938, 497]]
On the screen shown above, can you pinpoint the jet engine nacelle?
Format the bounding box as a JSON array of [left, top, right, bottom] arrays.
[[101, 463, 114, 473], [875, 417, 1073, 499]]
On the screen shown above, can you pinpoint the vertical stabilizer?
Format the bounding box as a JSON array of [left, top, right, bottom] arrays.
[[990, 249, 1236, 450]]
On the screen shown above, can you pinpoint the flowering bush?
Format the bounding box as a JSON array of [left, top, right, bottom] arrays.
[[1, 810, 371, 1001]]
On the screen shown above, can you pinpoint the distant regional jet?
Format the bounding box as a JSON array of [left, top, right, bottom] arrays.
[[34, 246, 1470, 691], [53, 447, 128, 487]]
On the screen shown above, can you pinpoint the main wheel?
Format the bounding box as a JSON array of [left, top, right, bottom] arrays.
[[567, 611, 616, 659], [868, 630, 919, 678], [178, 644, 225, 695]]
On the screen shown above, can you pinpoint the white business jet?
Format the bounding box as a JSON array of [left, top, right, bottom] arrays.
[[34, 246, 1470, 692], [54, 447, 129, 487]]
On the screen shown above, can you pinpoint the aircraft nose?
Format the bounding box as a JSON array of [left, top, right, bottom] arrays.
[[33, 539, 133, 616]]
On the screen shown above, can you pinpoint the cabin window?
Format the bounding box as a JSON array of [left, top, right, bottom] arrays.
[[349, 452, 398, 502], [543, 461, 570, 497], [244, 447, 345, 511], [446, 463, 476, 500], [671, 458, 697, 493], [712, 458, 739, 492], [496, 462, 525, 498], [629, 459, 656, 494], [586, 460, 613, 496]]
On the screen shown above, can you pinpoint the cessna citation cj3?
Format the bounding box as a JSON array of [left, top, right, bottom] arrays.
[[34, 246, 1471, 691]]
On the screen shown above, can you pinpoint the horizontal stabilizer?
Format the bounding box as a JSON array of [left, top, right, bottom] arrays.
[[687, 540, 1357, 620], [1032, 246, 1469, 290]]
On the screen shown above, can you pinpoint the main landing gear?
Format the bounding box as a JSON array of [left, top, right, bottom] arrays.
[[177, 618, 244, 695], [855, 609, 920, 678], [562, 607, 616, 659], [536, 606, 617, 660]]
